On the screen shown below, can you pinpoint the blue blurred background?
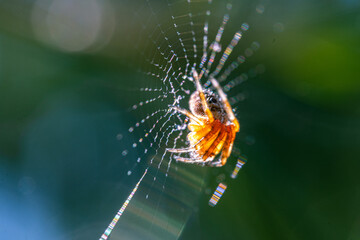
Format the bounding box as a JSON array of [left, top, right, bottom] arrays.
[[0, 0, 360, 239]]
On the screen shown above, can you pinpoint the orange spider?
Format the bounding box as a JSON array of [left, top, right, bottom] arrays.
[[167, 70, 240, 167]]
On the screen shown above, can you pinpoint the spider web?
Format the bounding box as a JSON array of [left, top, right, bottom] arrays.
[[99, 0, 266, 239]]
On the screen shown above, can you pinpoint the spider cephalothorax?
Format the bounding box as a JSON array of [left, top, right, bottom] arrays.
[[168, 70, 240, 167], [189, 90, 228, 123]]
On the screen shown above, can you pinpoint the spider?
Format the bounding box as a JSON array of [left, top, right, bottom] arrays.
[[168, 70, 240, 167]]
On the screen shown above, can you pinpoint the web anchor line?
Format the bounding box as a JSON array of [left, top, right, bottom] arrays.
[[99, 168, 148, 240]]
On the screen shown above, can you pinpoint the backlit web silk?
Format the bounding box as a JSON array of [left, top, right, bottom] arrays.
[[99, 1, 265, 239]]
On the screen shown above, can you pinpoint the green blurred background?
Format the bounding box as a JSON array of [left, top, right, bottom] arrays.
[[0, 0, 360, 239]]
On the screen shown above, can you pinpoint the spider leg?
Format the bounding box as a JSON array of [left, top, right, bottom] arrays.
[[206, 160, 223, 167], [209, 77, 240, 132], [166, 147, 196, 153], [191, 121, 222, 156], [175, 155, 214, 164], [202, 125, 228, 160], [187, 120, 220, 147], [188, 122, 203, 132], [187, 123, 213, 144], [174, 156, 205, 163], [193, 70, 214, 122], [219, 126, 236, 166], [170, 106, 204, 126]]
